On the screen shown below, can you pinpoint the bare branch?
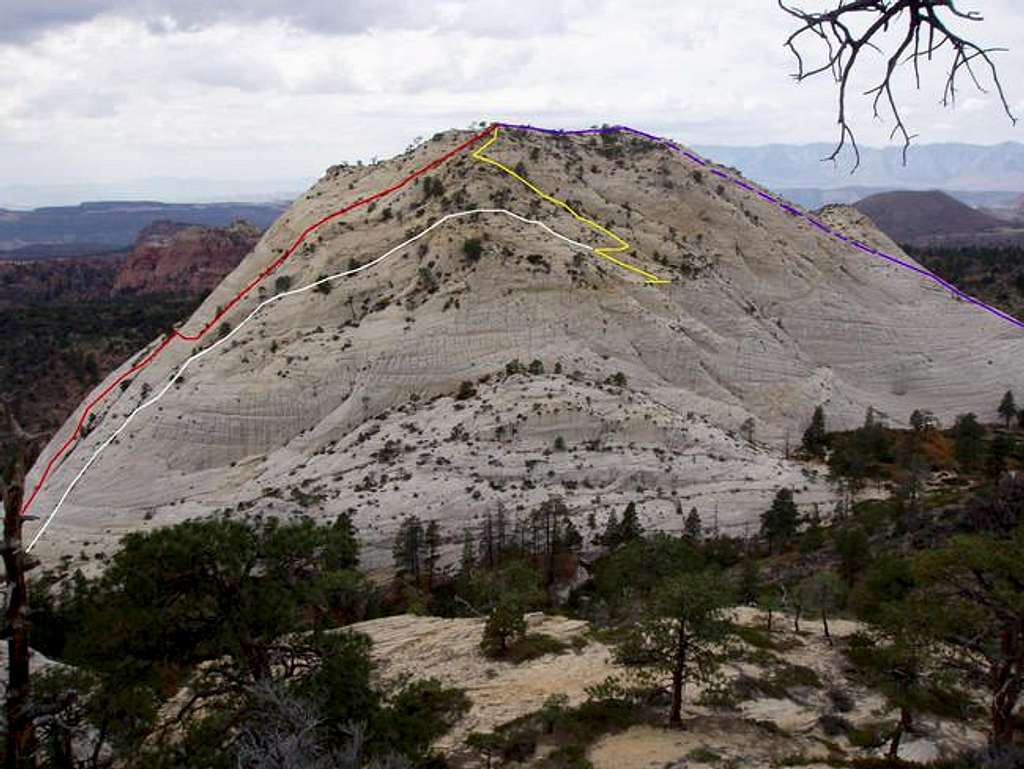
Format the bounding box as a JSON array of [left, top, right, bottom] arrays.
[[779, 0, 1017, 172]]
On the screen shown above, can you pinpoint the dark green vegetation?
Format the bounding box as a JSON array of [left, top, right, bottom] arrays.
[[21, 514, 469, 769], [0, 292, 203, 461], [439, 393, 1024, 766], [752, 396, 1024, 761], [904, 243, 1024, 320], [11, 386, 1024, 768]]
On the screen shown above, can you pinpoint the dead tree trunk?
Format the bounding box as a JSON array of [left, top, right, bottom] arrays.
[[3, 464, 38, 769], [888, 704, 913, 761]]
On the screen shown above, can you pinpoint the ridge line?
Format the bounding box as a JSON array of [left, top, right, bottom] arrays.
[[471, 126, 669, 285], [25, 208, 595, 551]]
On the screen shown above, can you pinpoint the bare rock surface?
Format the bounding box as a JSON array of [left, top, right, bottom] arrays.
[[350, 607, 986, 767], [24, 128, 1024, 568]]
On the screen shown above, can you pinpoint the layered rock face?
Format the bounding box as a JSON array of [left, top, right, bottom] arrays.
[[112, 220, 261, 295], [25, 128, 1024, 569]]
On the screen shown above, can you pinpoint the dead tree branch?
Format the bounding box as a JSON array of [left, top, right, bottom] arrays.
[[779, 0, 1017, 170]]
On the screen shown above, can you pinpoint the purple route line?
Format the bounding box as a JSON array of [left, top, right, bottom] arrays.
[[494, 121, 1024, 332]]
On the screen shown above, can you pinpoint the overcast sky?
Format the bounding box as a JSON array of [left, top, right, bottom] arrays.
[[2, 0, 1022, 206]]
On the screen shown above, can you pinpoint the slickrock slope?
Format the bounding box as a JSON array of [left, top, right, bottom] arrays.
[[352, 609, 984, 767], [25, 128, 1024, 568], [113, 219, 261, 295]]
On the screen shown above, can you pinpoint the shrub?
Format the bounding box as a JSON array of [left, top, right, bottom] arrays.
[[606, 372, 627, 388], [456, 381, 477, 400], [827, 686, 855, 713], [731, 623, 780, 651], [504, 633, 568, 664], [687, 747, 722, 763], [542, 743, 592, 769], [423, 176, 444, 200], [383, 678, 470, 757], [696, 680, 741, 711], [846, 720, 889, 748], [818, 713, 852, 737], [462, 237, 484, 263], [274, 275, 293, 293], [554, 435, 567, 451]]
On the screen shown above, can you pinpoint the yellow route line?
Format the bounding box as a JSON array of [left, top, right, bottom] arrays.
[[471, 127, 670, 285]]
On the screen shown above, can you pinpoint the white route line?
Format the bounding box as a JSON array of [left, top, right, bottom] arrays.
[[26, 208, 594, 551]]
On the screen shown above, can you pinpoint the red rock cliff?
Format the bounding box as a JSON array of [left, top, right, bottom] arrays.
[[113, 220, 260, 295]]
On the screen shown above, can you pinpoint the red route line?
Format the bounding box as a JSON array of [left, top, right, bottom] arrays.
[[20, 124, 497, 517]]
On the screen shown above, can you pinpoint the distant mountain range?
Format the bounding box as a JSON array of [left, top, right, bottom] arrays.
[[0, 178, 308, 210], [694, 141, 1024, 209], [0, 200, 287, 252]]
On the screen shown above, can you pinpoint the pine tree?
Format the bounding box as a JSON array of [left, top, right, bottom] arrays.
[[998, 390, 1017, 429], [459, 533, 476, 578], [835, 526, 870, 588], [480, 513, 496, 569], [480, 596, 526, 658], [536, 496, 569, 586], [801, 405, 827, 459], [599, 510, 619, 547], [952, 413, 985, 469], [392, 515, 425, 584], [495, 505, 507, 555], [561, 517, 583, 553], [760, 488, 798, 554], [738, 557, 760, 605], [614, 572, 732, 725], [800, 506, 826, 552], [740, 417, 756, 443], [425, 521, 442, 591], [684, 507, 702, 541], [987, 433, 1011, 480], [619, 502, 643, 543]]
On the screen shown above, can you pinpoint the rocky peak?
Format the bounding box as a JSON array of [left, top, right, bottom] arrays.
[[24, 127, 1024, 569]]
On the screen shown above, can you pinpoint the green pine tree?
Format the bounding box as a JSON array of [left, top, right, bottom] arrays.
[[801, 405, 828, 458], [998, 390, 1017, 429]]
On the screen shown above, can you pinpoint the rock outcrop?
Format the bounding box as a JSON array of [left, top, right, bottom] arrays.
[[113, 220, 261, 295], [352, 609, 985, 767], [24, 128, 1024, 569]]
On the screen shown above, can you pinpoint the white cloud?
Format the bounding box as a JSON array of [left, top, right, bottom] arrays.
[[0, 0, 1021, 199]]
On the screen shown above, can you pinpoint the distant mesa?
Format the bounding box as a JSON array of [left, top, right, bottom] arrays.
[[113, 220, 261, 295], [0, 200, 285, 253]]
